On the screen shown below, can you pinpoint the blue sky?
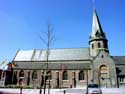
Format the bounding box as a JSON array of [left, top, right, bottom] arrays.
[[0, 0, 125, 62]]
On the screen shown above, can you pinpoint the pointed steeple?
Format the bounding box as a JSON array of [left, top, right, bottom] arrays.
[[89, 9, 109, 57], [90, 9, 105, 38]]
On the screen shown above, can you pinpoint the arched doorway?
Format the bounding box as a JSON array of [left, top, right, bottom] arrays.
[[99, 65, 109, 87]]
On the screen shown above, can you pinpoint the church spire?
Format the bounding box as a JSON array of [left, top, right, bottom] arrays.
[[90, 9, 105, 38], [89, 9, 109, 57]]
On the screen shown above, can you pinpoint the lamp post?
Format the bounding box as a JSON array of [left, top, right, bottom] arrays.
[[86, 70, 88, 94]]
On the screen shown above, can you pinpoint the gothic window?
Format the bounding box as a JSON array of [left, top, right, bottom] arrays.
[[32, 71, 37, 80], [79, 71, 84, 80], [19, 70, 24, 77], [92, 44, 94, 49], [62, 71, 68, 80], [98, 42, 101, 48]]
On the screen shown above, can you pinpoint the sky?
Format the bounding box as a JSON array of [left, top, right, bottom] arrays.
[[0, 0, 125, 62]]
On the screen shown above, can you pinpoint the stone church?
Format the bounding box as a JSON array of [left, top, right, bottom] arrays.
[[10, 9, 125, 88]]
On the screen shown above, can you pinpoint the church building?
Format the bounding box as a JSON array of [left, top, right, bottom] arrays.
[[9, 9, 125, 88]]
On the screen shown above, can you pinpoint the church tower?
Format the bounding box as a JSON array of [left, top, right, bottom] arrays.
[[89, 9, 109, 57]]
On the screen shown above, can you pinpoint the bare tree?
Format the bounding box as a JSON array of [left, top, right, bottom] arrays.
[[39, 22, 55, 94]]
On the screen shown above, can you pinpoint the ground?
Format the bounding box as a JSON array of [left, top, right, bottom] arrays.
[[0, 88, 125, 94]]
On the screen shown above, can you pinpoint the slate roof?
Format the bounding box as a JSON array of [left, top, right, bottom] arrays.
[[112, 56, 125, 65], [13, 48, 91, 70], [14, 48, 90, 61], [14, 61, 91, 70], [117, 67, 125, 75]]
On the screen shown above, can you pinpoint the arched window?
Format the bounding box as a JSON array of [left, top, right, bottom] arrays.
[[62, 71, 68, 80], [92, 44, 94, 49], [98, 42, 101, 48], [79, 71, 84, 80], [100, 65, 109, 78], [46, 70, 52, 80], [19, 70, 24, 77], [32, 71, 37, 80]]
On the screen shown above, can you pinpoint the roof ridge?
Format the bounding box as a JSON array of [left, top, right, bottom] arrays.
[[18, 47, 89, 51], [112, 56, 125, 57]]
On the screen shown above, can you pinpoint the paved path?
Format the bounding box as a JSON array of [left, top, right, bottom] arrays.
[[0, 88, 125, 94], [0, 91, 19, 94]]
